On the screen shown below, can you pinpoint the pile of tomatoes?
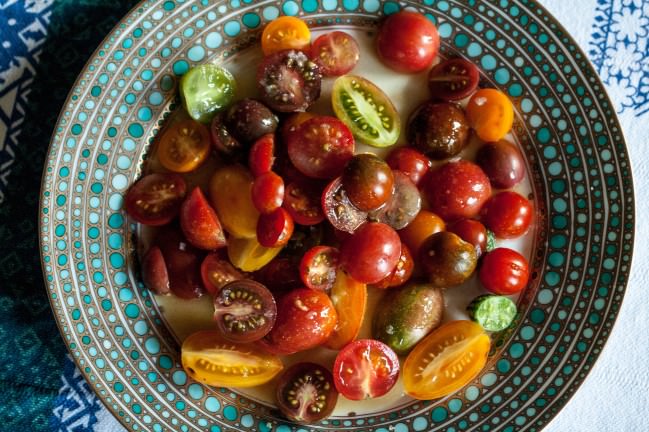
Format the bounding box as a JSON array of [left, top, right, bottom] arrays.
[[125, 11, 534, 423]]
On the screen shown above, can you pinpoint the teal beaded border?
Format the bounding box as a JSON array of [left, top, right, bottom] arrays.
[[39, 0, 634, 431]]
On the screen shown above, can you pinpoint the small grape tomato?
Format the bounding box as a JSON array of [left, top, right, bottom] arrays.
[[251, 171, 285, 214], [256, 207, 294, 248], [248, 133, 276, 177], [340, 222, 401, 284], [480, 191, 533, 239], [479, 247, 530, 295]]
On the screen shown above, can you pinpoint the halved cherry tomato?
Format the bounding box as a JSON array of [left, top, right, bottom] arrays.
[[403, 320, 490, 400], [340, 222, 401, 284], [287, 116, 355, 179], [210, 113, 242, 157], [479, 247, 529, 295], [154, 225, 205, 299], [276, 363, 338, 423], [283, 181, 325, 226], [251, 171, 285, 214], [181, 330, 283, 387], [321, 176, 368, 234], [142, 246, 170, 295], [280, 112, 316, 145], [180, 187, 227, 250], [311, 31, 360, 77], [248, 134, 275, 177], [158, 119, 211, 173], [397, 210, 445, 258], [371, 244, 414, 289], [257, 207, 294, 248], [325, 270, 367, 350], [261, 16, 311, 56], [480, 191, 533, 239], [125, 173, 186, 226], [200, 253, 246, 295], [428, 58, 480, 101], [299, 246, 339, 291], [213, 280, 276, 343], [386, 147, 432, 187], [466, 89, 514, 142], [209, 164, 260, 239], [332, 339, 400, 400], [227, 236, 282, 272]]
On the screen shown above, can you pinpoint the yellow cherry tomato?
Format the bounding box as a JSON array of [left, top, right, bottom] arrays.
[[227, 236, 282, 272], [261, 16, 311, 56], [403, 320, 491, 400], [181, 330, 283, 388], [466, 88, 514, 142], [158, 120, 210, 173], [209, 164, 259, 238], [325, 270, 367, 350]]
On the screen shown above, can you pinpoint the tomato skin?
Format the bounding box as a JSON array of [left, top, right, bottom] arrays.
[[142, 246, 170, 295], [299, 246, 340, 291], [253, 257, 302, 293], [342, 153, 394, 212], [325, 270, 367, 350], [371, 244, 414, 289], [248, 134, 276, 178], [265, 288, 338, 354], [398, 210, 446, 257], [158, 119, 211, 173], [257, 207, 294, 248], [180, 187, 227, 250], [386, 147, 431, 187], [466, 89, 514, 142], [283, 181, 326, 226], [125, 173, 187, 226], [340, 222, 401, 284], [428, 58, 480, 101], [209, 164, 260, 239], [479, 248, 530, 295], [261, 16, 311, 56], [276, 363, 338, 423], [200, 253, 246, 295], [311, 31, 360, 77], [425, 160, 492, 221], [333, 339, 400, 400], [448, 218, 488, 258], [475, 139, 525, 189], [251, 171, 285, 214], [480, 191, 533, 238], [321, 176, 368, 234], [376, 11, 440, 73]]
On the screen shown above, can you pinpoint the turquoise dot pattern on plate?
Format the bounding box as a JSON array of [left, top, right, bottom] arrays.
[[39, 0, 633, 431]]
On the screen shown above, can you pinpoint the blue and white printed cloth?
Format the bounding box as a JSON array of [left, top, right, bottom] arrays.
[[0, 0, 647, 430]]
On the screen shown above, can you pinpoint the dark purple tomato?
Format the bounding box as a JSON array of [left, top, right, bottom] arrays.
[[419, 231, 477, 288], [386, 147, 432, 187], [369, 171, 421, 230], [340, 222, 401, 284], [428, 58, 480, 101], [276, 362, 338, 423], [256, 207, 294, 248], [322, 176, 368, 234], [342, 153, 394, 211], [476, 140, 526, 189], [225, 99, 278, 144], [210, 113, 242, 157], [407, 101, 470, 160]]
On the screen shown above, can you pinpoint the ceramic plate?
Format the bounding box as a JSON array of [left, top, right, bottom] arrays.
[[39, 0, 634, 431]]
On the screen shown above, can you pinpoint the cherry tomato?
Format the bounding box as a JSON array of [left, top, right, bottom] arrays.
[[180, 187, 227, 250], [181, 330, 283, 387], [480, 191, 533, 238], [265, 288, 338, 354], [403, 320, 490, 400], [332, 339, 400, 400], [407, 101, 470, 159], [261, 16, 311, 56], [284, 181, 326, 226], [257, 50, 322, 113], [252, 171, 285, 214], [155, 225, 205, 299], [287, 116, 355, 179], [200, 253, 246, 295], [209, 164, 260, 239], [466, 89, 514, 142], [479, 248, 530, 295], [425, 160, 492, 221], [325, 270, 367, 350], [340, 222, 401, 284], [210, 113, 242, 157], [448, 218, 488, 257], [419, 231, 477, 288], [342, 153, 394, 211], [299, 246, 340, 291], [321, 176, 368, 234], [428, 58, 480, 101], [253, 257, 302, 293], [213, 280, 276, 343], [372, 244, 414, 289], [311, 31, 360, 77], [276, 363, 338, 423], [386, 147, 431, 187], [257, 207, 294, 248], [475, 139, 525, 189], [376, 11, 440, 73], [180, 65, 236, 123], [280, 112, 316, 146], [248, 134, 276, 177], [142, 246, 170, 295], [225, 99, 278, 144], [125, 173, 186, 226], [227, 236, 282, 272], [158, 119, 211, 173], [398, 210, 446, 257], [369, 171, 421, 230]]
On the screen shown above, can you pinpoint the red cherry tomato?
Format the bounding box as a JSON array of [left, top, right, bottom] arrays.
[[125, 173, 186, 226], [371, 244, 414, 289], [480, 191, 533, 239], [252, 171, 285, 214], [142, 246, 170, 295], [332, 339, 400, 400], [311, 31, 360, 77], [180, 187, 227, 250], [321, 176, 368, 234], [475, 139, 525, 189], [479, 248, 530, 295], [257, 207, 294, 248], [385, 147, 432, 187], [428, 58, 480, 101], [340, 222, 401, 284], [248, 134, 275, 177], [200, 253, 246, 295], [283, 181, 326, 226], [299, 246, 340, 291], [154, 225, 205, 299], [425, 160, 492, 221], [376, 11, 440, 73], [447, 218, 489, 258], [287, 116, 355, 179]]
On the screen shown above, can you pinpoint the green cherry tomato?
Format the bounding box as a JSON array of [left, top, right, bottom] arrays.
[[180, 64, 237, 123]]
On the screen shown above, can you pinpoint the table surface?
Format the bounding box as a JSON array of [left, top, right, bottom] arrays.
[[1, 0, 647, 430]]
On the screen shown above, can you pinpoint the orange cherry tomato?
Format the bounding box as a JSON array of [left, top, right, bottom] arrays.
[[261, 16, 311, 56], [403, 320, 490, 400], [209, 164, 259, 238], [227, 236, 282, 272], [398, 210, 445, 257], [158, 119, 210, 173], [325, 270, 367, 350], [466, 89, 514, 142], [181, 330, 283, 388]]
